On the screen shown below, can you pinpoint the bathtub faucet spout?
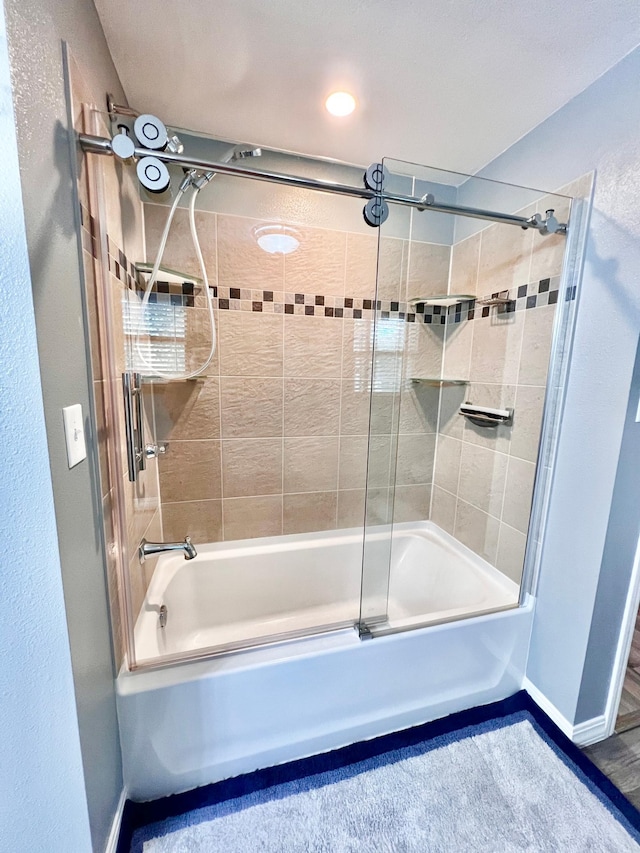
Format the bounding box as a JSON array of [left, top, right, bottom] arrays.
[[139, 536, 197, 562]]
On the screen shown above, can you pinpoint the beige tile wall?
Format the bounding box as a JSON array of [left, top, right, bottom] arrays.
[[431, 188, 575, 584], [146, 204, 448, 542]]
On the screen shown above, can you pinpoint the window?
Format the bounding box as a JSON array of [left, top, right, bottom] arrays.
[[352, 317, 405, 394], [122, 292, 186, 375]]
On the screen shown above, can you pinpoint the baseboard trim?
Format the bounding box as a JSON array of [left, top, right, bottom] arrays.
[[573, 715, 609, 746], [523, 678, 607, 746], [105, 788, 127, 853]]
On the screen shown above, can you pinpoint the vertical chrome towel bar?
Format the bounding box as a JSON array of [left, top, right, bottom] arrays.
[[122, 371, 146, 482]]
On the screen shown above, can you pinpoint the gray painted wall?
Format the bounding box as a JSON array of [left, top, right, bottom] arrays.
[[4, 0, 126, 848], [469, 45, 640, 724], [0, 3, 92, 850], [576, 337, 640, 721]]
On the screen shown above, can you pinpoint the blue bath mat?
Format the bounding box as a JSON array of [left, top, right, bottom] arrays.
[[120, 692, 640, 852]]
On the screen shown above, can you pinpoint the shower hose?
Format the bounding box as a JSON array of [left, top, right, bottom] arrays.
[[134, 177, 216, 380]]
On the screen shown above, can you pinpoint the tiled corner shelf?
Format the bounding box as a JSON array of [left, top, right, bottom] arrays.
[[409, 293, 475, 308], [135, 262, 203, 286], [410, 377, 468, 387], [142, 374, 213, 383]]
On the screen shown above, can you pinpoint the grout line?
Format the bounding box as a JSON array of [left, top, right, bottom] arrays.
[[163, 498, 221, 506], [213, 373, 349, 379], [474, 228, 482, 296], [454, 495, 509, 527], [454, 227, 483, 524], [496, 456, 511, 562], [450, 264, 478, 538], [171, 433, 403, 441], [281, 250, 286, 534], [334, 239, 348, 522], [382, 226, 412, 527], [429, 246, 450, 520], [500, 518, 528, 538], [448, 435, 536, 463], [163, 490, 373, 505], [214, 213, 225, 543], [525, 209, 535, 285], [429, 235, 458, 518], [336, 380, 344, 496], [496, 236, 534, 559]]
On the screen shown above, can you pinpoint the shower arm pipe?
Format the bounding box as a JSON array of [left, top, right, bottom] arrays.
[[78, 133, 566, 235]]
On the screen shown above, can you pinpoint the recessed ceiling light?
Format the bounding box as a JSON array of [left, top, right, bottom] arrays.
[[325, 91, 356, 117], [253, 224, 300, 255]]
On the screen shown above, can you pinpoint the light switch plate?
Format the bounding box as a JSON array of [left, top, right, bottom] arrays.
[[62, 404, 87, 468]]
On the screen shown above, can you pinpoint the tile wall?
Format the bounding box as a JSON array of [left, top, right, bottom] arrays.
[[430, 182, 586, 583], [145, 204, 449, 542]]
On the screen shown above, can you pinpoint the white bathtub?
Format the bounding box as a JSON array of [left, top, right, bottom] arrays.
[[133, 521, 518, 661], [117, 521, 532, 800]]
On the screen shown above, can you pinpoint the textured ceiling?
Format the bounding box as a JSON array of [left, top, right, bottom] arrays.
[[94, 0, 640, 174]]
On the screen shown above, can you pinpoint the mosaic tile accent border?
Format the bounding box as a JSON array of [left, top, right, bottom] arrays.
[[88, 206, 572, 327], [446, 276, 566, 326], [108, 240, 140, 290], [80, 204, 142, 290], [79, 204, 99, 261], [134, 282, 205, 308], [204, 277, 567, 322]]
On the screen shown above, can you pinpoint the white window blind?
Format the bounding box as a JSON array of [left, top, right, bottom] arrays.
[[352, 317, 405, 394], [123, 295, 186, 374]]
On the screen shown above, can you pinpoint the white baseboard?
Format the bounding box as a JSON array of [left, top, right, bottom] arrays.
[[105, 788, 127, 853], [572, 715, 609, 747], [523, 678, 607, 746]]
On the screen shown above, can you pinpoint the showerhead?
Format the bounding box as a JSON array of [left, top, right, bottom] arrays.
[[230, 146, 262, 160], [193, 144, 262, 189], [221, 143, 263, 163]]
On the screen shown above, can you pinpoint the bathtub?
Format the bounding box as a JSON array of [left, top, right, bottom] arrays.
[[133, 521, 519, 660], [117, 521, 533, 800]]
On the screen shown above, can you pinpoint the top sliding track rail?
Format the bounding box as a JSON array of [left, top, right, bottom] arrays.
[[78, 133, 567, 234]]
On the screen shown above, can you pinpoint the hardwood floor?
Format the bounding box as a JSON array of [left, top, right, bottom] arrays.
[[616, 611, 640, 733], [583, 726, 640, 810], [582, 609, 640, 808], [617, 669, 640, 734]]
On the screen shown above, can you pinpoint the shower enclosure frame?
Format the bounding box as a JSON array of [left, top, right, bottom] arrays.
[[78, 118, 591, 672]]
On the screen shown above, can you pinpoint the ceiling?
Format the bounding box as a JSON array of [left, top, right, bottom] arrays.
[[94, 0, 640, 175]]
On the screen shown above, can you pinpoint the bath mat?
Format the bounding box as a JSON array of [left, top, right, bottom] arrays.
[[121, 692, 640, 852]]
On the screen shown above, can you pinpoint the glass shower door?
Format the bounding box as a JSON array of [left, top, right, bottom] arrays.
[[359, 158, 450, 633], [359, 155, 583, 639]]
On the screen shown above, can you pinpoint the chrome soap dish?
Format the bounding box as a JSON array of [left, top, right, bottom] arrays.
[[459, 403, 513, 428]]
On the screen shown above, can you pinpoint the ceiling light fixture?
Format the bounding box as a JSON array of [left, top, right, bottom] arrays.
[[325, 91, 356, 117], [253, 224, 300, 255]]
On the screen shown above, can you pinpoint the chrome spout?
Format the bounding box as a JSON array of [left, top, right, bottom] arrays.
[[139, 536, 197, 562]]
